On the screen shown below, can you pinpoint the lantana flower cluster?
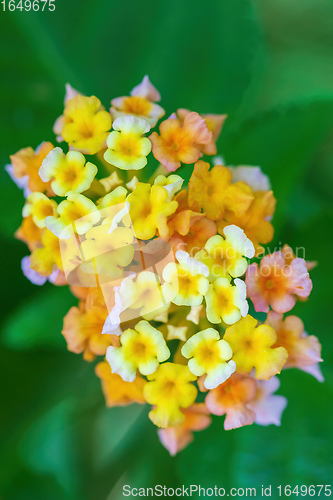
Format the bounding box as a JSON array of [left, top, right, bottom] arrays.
[[7, 76, 323, 456]]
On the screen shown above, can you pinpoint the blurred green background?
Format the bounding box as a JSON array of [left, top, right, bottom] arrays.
[[1, 0, 333, 498]]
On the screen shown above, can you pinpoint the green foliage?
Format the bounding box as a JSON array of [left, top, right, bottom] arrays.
[[2, 286, 76, 349], [0, 0, 333, 498]]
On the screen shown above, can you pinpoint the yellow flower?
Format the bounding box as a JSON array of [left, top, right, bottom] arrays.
[[181, 328, 236, 390], [97, 185, 131, 228], [22, 192, 57, 229], [53, 84, 82, 142], [205, 277, 248, 325], [103, 271, 171, 334], [60, 95, 112, 155], [79, 223, 135, 281], [144, 363, 198, 428], [110, 79, 165, 127], [111, 95, 164, 127], [45, 193, 100, 238], [195, 225, 255, 281], [119, 271, 170, 319], [106, 320, 170, 382], [39, 147, 97, 197], [188, 160, 253, 220], [104, 116, 151, 170], [30, 229, 63, 276], [128, 182, 178, 239], [97, 186, 127, 210], [223, 315, 288, 380], [162, 251, 209, 307], [153, 174, 183, 201]]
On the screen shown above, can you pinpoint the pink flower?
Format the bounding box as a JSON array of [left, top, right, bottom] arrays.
[[158, 404, 211, 456], [246, 251, 312, 313], [249, 377, 287, 426], [265, 311, 323, 382], [205, 373, 257, 430]]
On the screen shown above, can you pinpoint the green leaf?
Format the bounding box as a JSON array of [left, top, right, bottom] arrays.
[[19, 399, 79, 498], [237, 0, 333, 118], [221, 100, 333, 235], [2, 286, 76, 350]]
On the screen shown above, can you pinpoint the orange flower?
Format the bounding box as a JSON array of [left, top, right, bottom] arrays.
[[167, 189, 217, 254], [167, 193, 203, 237], [15, 215, 43, 251], [95, 361, 146, 407], [265, 312, 323, 381], [158, 403, 211, 456], [188, 161, 253, 220], [166, 189, 204, 237], [177, 108, 227, 155], [170, 218, 217, 255], [70, 286, 91, 301], [217, 190, 276, 256], [8, 142, 55, 196], [149, 112, 212, 172], [62, 303, 119, 361], [205, 373, 257, 430]]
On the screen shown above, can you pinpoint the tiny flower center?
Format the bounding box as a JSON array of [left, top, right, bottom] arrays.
[[63, 166, 79, 184], [139, 202, 152, 218], [36, 201, 53, 219], [178, 273, 196, 294], [266, 279, 275, 290], [201, 345, 219, 364], [118, 135, 141, 158], [217, 292, 232, 311], [65, 206, 87, 223], [161, 379, 177, 396], [79, 122, 95, 139], [132, 340, 147, 356], [207, 185, 215, 197], [123, 96, 152, 116]]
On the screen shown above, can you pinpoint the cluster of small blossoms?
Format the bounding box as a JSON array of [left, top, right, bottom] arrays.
[[7, 76, 323, 456]]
